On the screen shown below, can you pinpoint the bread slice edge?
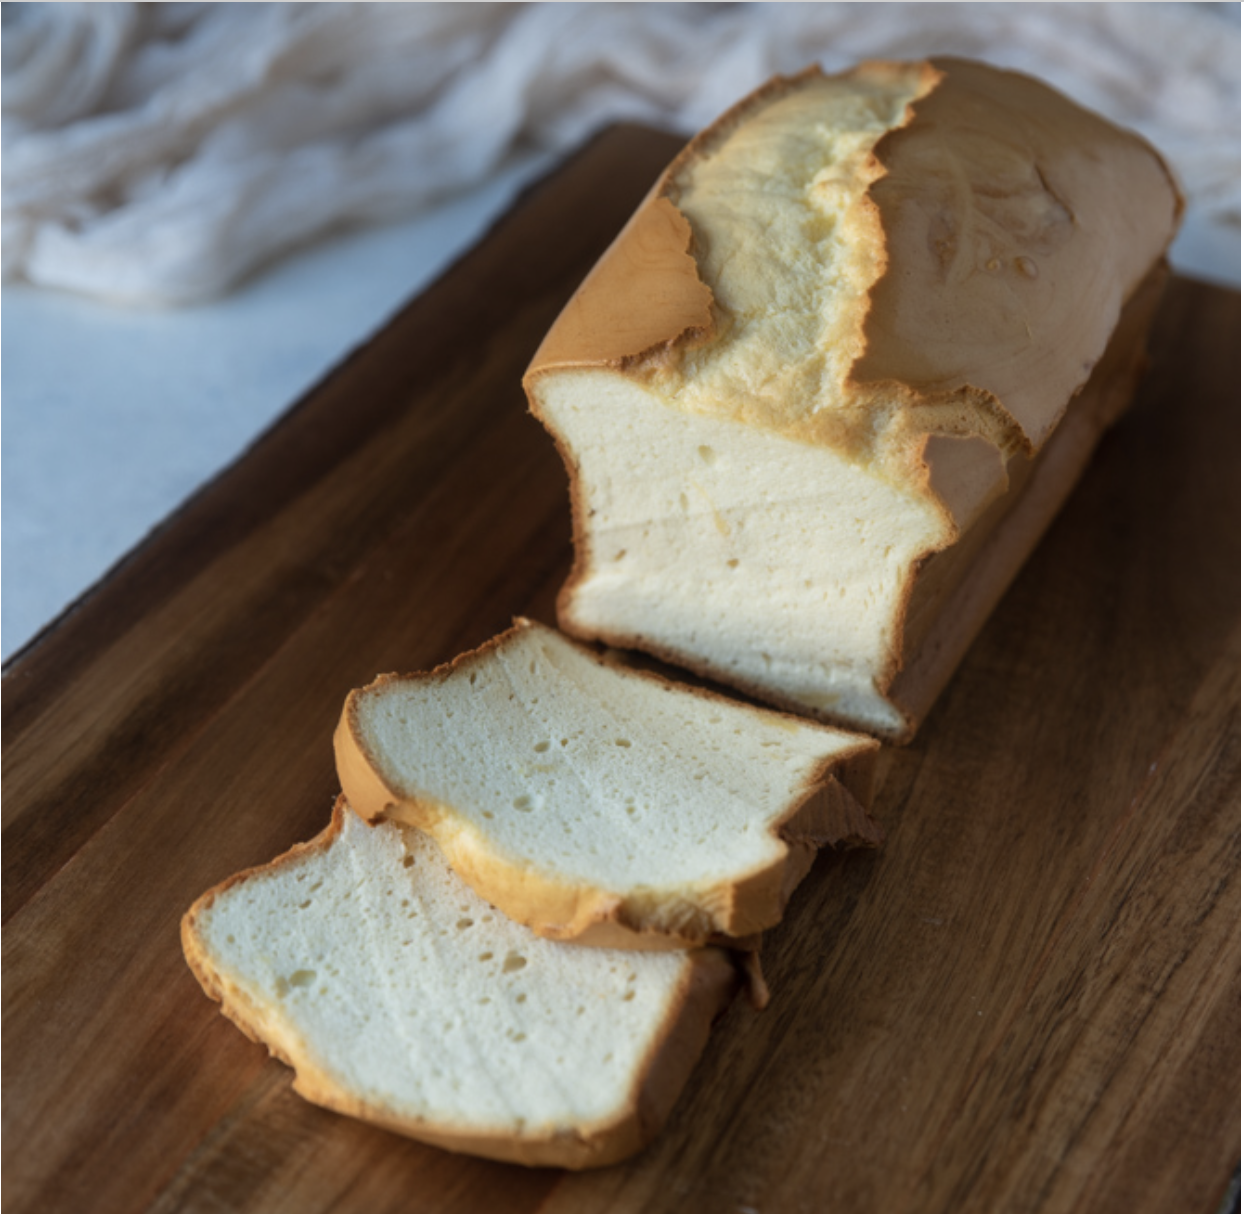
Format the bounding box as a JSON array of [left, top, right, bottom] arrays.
[[181, 797, 741, 1169], [334, 620, 880, 949]]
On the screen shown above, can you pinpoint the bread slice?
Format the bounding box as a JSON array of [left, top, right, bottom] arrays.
[[182, 798, 738, 1169], [523, 58, 1182, 742], [334, 619, 879, 949]]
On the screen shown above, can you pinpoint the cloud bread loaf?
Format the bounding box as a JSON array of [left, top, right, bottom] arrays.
[[335, 618, 879, 950], [524, 57, 1182, 741], [182, 798, 739, 1169]]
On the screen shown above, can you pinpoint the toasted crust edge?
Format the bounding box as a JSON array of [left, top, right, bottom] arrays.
[[521, 60, 939, 384]]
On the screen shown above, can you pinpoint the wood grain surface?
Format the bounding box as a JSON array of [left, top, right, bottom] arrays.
[[3, 126, 1239, 1214]]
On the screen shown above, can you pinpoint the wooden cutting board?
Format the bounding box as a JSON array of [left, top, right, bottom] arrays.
[[3, 126, 1238, 1214]]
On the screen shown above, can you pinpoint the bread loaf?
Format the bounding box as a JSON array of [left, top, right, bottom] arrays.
[[182, 798, 738, 1169], [335, 618, 879, 949], [524, 58, 1181, 741]]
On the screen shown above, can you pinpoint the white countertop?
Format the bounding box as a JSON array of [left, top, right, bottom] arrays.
[[1, 151, 556, 659]]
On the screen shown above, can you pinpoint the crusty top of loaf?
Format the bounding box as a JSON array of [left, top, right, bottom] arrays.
[[525, 57, 1181, 485], [853, 57, 1180, 450]]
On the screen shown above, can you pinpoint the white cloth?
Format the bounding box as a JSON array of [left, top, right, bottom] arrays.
[[3, 2, 1240, 306]]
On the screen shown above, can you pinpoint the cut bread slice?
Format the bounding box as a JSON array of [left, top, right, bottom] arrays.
[[334, 619, 879, 949], [182, 799, 738, 1170]]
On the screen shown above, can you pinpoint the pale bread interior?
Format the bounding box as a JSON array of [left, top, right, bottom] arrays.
[[529, 61, 1178, 741], [344, 621, 871, 932], [533, 67, 957, 735], [541, 374, 944, 734], [186, 804, 728, 1156]]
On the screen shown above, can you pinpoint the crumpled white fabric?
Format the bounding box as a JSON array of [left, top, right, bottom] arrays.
[[3, 2, 1239, 306]]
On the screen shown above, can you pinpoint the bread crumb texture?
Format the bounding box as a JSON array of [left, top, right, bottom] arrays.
[[341, 620, 870, 940], [188, 805, 717, 1148], [660, 66, 926, 462]]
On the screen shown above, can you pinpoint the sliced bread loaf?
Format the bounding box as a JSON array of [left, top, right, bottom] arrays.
[[524, 58, 1181, 741], [334, 619, 879, 949], [182, 798, 738, 1169]]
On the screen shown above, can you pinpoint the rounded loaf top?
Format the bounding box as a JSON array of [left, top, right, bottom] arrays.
[[526, 57, 1182, 475]]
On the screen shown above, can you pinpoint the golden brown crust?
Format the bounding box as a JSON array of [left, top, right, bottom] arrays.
[[885, 259, 1171, 730], [526, 63, 934, 713], [525, 193, 714, 374], [852, 56, 1182, 452], [522, 68, 822, 383], [523, 60, 943, 387], [552, 263, 1166, 746], [182, 797, 741, 1170], [333, 700, 405, 820], [335, 619, 880, 948]]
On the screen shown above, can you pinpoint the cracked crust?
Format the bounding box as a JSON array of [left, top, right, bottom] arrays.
[[523, 58, 1181, 742]]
